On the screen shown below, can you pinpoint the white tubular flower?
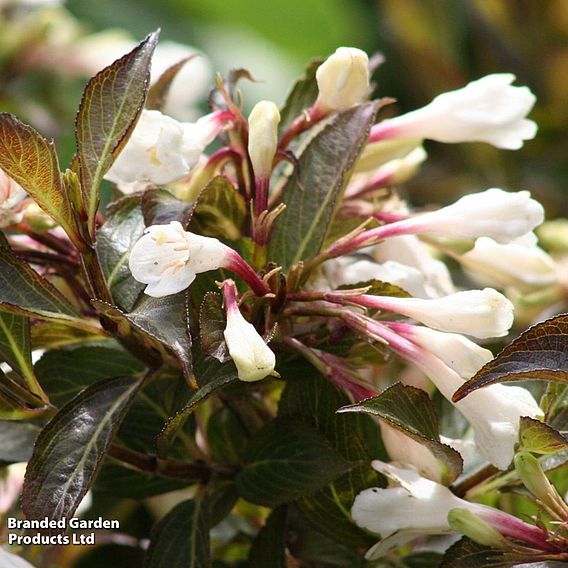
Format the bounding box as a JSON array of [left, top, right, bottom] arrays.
[[0, 462, 26, 514], [248, 101, 280, 181], [373, 146, 427, 185], [373, 235, 455, 298], [129, 221, 230, 297], [322, 257, 429, 298], [371, 74, 537, 149], [315, 47, 369, 113], [392, 324, 493, 379], [459, 235, 556, 291], [379, 421, 445, 483], [104, 109, 229, 193], [352, 461, 550, 560], [416, 351, 542, 470], [400, 188, 545, 244], [222, 280, 276, 382], [0, 169, 28, 227], [354, 288, 514, 339]]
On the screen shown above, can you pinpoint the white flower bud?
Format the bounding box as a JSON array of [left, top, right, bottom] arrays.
[[129, 221, 230, 297], [355, 139, 422, 174], [0, 169, 28, 227], [105, 109, 227, 193], [371, 74, 537, 149], [459, 235, 556, 291], [402, 188, 544, 244], [315, 47, 369, 113], [361, 288, 514, 339], [248, 100, 280, 180], [223, 305, 276, 382]]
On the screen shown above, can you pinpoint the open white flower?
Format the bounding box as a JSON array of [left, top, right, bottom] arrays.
[[459, 234, 556, 291], [370, 74, 537, 149], [399, 188, 545, 244], [105, 109, 229, 193], [222, 281, 276, 382], [353, 288, 514, 339], [0, 169, 28, 227], [129, 221, 230, 297], [315, 47, 369, 113]]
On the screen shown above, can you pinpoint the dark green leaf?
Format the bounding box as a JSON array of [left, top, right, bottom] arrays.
[[23, 375, 141, 525], [249, 506, 287, 568], [36, 346, 144, 407], [31, 321, 107, 350], [339, 383, 463, 483], [207, 407, 248, 466], [0, 113, 78, 241], [76, 31, 159, 234], [94, 291, 192, 381], [208, 483, 239, 527], [0, 311, 35, 386], [403, 552, 444, 568], [278, 58, 322, 135], [188, 176, 246, 240], [94, 463, 187, 498], [440, 538, 507, 568], [0, 420, 40, 462], [155, 355, 239, 458], [96, 196, 146, 311], [278, 368, 381, 547], [199, 292, 228, 362], [141, 188, 195, 228], [144, 495, 210, 568], [453, 314, 568, 402], [518, 416, 568, 455], [235, 417, 355, 507], [269, 101, 381, 270], [0, 233, 81, 322], [146, 56, 195, 110]]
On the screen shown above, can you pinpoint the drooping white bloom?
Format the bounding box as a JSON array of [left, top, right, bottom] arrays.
[[355, 288, 514, 339], [248, 101, 280, 180], [352, 461, 550, 559], [352, 461, 475, 541], [322, 257, 430, 298], [0, 169, 28, 228], [398, 188, 545, 244], [223, 282, 276, 382], [129, 221, 230, 297], [315, 47, 369, 113], [105, 109, 228, 193], [370, 74, 537, 150], [415, 349, 542, 470], [459, 234, 556, 291]]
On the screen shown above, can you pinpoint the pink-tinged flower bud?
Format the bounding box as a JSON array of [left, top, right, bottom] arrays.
[[222, 280, 275, 382], [352, 461, 555, 560], [314, 47, 369, 113], [248, 100, 280, 181], [0, 169, 28, 227], [345, 288, 513, 339], [459, 234, 556, 291], [129, 221, 269, 297], [370, 74, 537, 150], [105, 109, 232, 193], [392, 188, 544, 244]]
